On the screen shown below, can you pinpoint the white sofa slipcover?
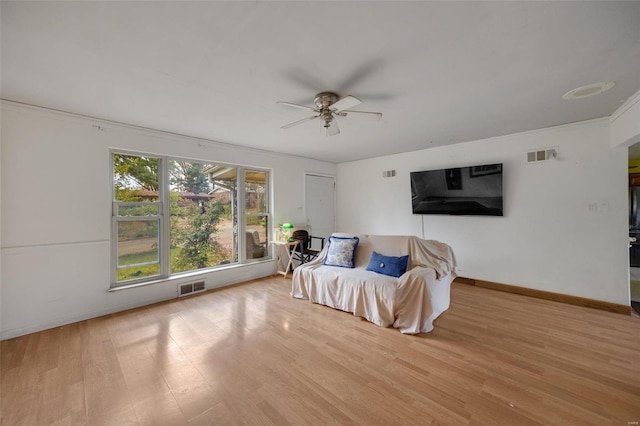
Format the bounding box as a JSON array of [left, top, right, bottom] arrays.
[[291, 234, 457, 334]]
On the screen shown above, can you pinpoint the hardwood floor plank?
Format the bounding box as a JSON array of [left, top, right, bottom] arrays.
[[131, 389, 186, 426], [79, 319, 136, 423], [2, 278, 639, 425]]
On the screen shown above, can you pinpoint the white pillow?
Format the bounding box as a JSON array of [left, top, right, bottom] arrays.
[[323, 236, 359, 268]]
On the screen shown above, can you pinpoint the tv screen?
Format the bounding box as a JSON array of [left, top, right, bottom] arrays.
[[411, 164, 503, 216]]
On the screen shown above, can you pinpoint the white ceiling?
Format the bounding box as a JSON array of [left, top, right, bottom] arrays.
[[2, 1, 639, 164]]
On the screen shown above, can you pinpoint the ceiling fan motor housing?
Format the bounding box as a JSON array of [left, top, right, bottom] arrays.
[[314, 92, 339, 109]]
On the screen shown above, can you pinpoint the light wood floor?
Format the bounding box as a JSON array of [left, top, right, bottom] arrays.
[[2, 277, 639, 425]]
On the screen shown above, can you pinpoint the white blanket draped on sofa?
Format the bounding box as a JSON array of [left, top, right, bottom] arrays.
[[291, 234, 457, 334]]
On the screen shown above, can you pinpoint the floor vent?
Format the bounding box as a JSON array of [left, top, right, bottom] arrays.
[[527, 148, 558, 163], [179, 281, 206, 297]]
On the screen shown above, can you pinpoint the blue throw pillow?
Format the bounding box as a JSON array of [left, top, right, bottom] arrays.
[[366, 251, 409, 278], [323, 236, 359, 268]]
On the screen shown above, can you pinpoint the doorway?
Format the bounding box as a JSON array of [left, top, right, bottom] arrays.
[[305, 173, 335, 250]]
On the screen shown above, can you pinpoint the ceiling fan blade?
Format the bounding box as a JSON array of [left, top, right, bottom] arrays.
[[330, 95, 362, 112], [281, 115, 319, 129], [276, 101, 316, 112], [341, 110, 383, 121], [326, 118, 340, 136]]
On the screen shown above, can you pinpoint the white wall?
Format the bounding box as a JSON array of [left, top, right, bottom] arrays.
[[0, 101, 3, 337], [336, 119, 629, 305], [0, 102, 336, 339]]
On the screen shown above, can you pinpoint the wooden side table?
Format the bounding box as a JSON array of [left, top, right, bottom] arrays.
[[270, 240, 299, 278]]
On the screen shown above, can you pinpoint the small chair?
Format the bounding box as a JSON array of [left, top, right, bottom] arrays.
[[290, 229, 325, 264]]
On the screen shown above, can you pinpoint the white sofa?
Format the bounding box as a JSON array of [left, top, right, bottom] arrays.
[[291, 234, 457, 334]]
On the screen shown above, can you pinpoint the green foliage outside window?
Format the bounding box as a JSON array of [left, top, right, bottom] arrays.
[[170, 162, 211, 194], [113, 154, 159, 192], [172, 199, 229, 272]]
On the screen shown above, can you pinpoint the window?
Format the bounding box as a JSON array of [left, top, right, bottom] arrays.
[[168, 160, 236, 274], [112, 154, 163, 283], [244, 170, 269, 261], [112, 152, 270, 287]]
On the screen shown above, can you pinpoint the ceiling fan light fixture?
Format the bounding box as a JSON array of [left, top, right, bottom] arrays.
[[562, 82, 615, 100]]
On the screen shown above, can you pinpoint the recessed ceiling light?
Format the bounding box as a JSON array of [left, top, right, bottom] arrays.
[[562, 82, 615, 100]]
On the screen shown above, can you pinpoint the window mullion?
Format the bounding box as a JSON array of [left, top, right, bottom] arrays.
[[160, 157, 170, 278], [237, 167, 246, 263]]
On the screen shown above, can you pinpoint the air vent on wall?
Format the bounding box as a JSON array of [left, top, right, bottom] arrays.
[[179, 281, 206, 297], [527, 148, 558, 163], [382, 170, 396, 178]]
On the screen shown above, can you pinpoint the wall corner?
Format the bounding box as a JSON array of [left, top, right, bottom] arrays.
[[610, 89, 640, 149]]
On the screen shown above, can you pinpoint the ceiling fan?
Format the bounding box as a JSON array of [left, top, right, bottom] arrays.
[[277, 92, 382, 136]]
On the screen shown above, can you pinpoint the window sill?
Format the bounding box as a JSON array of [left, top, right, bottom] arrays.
[[109, 258, 274, 292]]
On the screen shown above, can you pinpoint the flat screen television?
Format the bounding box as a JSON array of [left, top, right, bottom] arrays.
[[410, 163, 503, 216]]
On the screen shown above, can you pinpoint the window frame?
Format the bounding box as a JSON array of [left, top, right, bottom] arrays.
[[110, 150, 271, 288], [111, 153, 167, 286], [240, 168, 271, 263]]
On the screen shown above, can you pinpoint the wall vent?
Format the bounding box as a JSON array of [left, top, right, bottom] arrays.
[[527, 148, 558, 163], [178, 281, 206, 297], [382, 170, 396, 178]]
